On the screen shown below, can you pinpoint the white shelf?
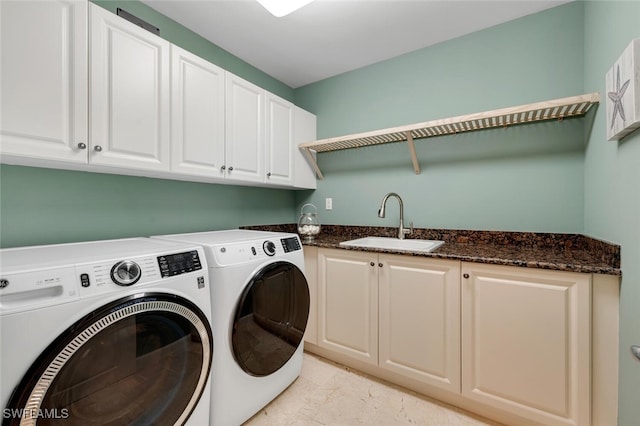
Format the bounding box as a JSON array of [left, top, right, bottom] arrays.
[[299, 93, 600, 179]]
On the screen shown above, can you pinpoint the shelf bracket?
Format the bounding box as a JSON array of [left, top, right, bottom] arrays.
[[406, 132, 420, 174], [302, 147, 324, 180]]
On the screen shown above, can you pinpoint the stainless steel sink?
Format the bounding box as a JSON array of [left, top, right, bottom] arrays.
[[340, 236, 444, 253]]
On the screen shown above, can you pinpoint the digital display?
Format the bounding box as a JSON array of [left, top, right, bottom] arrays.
[[157, 251, 202, 277], [281, 237, 301, 253]]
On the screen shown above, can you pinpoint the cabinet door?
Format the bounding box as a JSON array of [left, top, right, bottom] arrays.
[[90, 4, 170, 172], [265, 93, 294, 186], [0, 0, 88, 164], [379, 255, 460, 393], [225, 73, 265, 183], [461, 263, 590, 426], [318, 248, 378, 365], [171, 45, 225, 178], [293, 107, 317, 189]]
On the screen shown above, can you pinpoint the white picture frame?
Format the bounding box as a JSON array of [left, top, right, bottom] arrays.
[[606, 39, 640, 141]]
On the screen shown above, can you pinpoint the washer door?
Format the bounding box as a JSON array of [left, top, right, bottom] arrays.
[[3, 293, 212, 426], [232, 261, 310, 377]]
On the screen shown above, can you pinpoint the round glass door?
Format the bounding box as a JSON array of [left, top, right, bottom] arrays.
[[232, 261, 310, 377], [4, 293, 212, 426]]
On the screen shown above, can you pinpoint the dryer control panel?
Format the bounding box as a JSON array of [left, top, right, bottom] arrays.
[[212, 235, 303, 267]]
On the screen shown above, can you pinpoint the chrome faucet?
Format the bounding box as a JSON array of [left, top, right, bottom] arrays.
[[378, 192, 413, 240]]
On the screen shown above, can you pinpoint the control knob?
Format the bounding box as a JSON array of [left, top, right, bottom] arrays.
[[111, 260, 142, 286], [263, 240, 276, 256]]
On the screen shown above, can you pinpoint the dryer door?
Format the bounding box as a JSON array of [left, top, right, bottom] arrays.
[[232, 261, 310, 377], [3, 293, 212, 426]]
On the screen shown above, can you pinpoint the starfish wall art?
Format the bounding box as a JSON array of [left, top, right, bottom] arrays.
[[606, 39, 639, 141]]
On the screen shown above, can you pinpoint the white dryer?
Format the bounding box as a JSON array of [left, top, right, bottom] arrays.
[[152, 230, 309, 426], [0, 238, 213, 425]]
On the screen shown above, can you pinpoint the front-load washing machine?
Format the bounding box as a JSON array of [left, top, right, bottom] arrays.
[[0, 238, 213, 425], [152, 230, 309, 426]]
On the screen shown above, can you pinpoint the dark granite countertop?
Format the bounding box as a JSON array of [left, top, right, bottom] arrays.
[[242, 224, 621, 276]]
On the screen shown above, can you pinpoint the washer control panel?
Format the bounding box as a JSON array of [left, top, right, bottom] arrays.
[[0, 241, 208, 315], [77, 249, 204, 295], [280, 236, 301, 253], [157, 250, 202, 277]]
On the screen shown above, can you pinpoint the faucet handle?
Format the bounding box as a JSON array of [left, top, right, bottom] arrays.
[[403, 222, 413, 236]]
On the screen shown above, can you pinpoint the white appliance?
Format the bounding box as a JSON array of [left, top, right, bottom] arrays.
[[0, 238, 213, 425], [152, 230, 310, 426]]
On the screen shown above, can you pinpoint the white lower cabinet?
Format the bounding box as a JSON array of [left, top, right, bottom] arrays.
[[316, 248, 460, 392], [309, 249, 597, 426], [379, 255, 460, 393], [461, 262, 591, 426], [318, 249, 379, 364]]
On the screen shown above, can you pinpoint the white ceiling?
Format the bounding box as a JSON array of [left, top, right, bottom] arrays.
[[141, 0, 572, 88]]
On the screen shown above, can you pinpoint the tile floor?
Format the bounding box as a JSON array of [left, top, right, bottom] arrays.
[[244, 352, 503, 425]]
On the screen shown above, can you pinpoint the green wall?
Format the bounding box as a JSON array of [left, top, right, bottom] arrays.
[[583, 2, 640, 425], [0, 166, 294, 247], [294, 2, 586, 233]]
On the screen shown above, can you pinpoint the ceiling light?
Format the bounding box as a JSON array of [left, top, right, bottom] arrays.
[[256, 0, 315, 17]]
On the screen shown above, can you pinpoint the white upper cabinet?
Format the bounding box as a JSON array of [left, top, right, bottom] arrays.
[[265, 93, 295, 186], [225, 72, 306, 187], [294, 107, 317, 189], [89, 4, 170, 172], [1, 2, 316, 188], [0, 0, 88, 164], [225, 73, 265, 183], [171, 45, 225, 178]]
